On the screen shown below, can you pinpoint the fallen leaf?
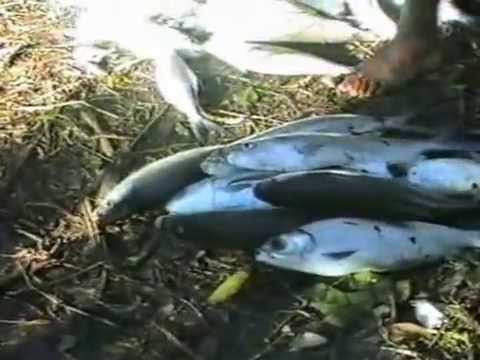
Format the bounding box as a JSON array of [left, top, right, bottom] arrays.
[[289, 331, 328, 351], [207, 270, 250, 305], [388, 322, 436, 342]]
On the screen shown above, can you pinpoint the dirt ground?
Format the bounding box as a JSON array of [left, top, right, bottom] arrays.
[[3, 1, 480, 360]]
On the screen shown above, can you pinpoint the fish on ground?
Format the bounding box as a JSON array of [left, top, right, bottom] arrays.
[[201, 132, 480, 177], [255, 217, 480, 276]]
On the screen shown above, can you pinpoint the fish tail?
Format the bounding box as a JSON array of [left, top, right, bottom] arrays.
[[188, 115, 232, 143]]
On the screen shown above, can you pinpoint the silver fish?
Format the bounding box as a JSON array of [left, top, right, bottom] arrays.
[[165, 171, 276, 214], [154, 49, 227, 142], [407, 158, 480, 196], [202, 132, 479, 177], [198, 113, 389, 176], [95, 145, 220, 224], [207, 114, 392, 176], [255, 218, 480, 277]]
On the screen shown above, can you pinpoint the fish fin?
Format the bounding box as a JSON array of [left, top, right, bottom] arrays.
[[227, 174, 275, 190], [293, 141, 326, 155], [227, 181, 255, 191], [227, 172, 277, 183], [321, 250, 357, 260]]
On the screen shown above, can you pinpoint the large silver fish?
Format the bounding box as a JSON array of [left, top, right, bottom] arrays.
[[211, 113, 398, 176], [165, 171, 276, 214], [155, 209, 317, 251], [253, 170, 480, 222], [255, 218, 480, 276], [201, 132, 480, 177], [95, 145, 220, 224], [407, 158, 480, 196]]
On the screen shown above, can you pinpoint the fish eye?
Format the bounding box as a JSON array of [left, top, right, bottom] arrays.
[[242, 142, 255, 150], [270, 237, 288, 251]]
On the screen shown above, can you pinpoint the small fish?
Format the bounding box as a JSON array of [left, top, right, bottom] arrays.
[[155, 209, 317, 251], [253, 170, 480, 222], [165, 171, 276, 214], [255, 218, 480, 276], [96, 145, 220, 224], [201, 132, 480, 177], [154, 49, 228, 143], [407, 158, 480, 196]]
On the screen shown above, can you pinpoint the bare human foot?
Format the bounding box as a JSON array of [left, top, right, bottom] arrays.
[[337, 36, 444, 97]]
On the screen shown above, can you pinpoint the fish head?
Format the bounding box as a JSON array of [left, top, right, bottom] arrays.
[[225, 140, 270, 168], [255, 229, 317, 273], [94, 183, 132, 224], [223, 137, 301, 172], [200, 148, 240, 176]]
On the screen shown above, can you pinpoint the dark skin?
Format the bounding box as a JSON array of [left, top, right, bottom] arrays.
[[338, 0, 445, 97]]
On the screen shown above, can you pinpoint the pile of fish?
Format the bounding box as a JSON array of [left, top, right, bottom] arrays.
[[96, 112, 480, 277]]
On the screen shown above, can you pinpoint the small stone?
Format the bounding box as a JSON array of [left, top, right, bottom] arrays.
[[411, 299, 446, 329], [388, 322, 436, 343], [281, 325, 292, 335], [289, 332, 328, 352]]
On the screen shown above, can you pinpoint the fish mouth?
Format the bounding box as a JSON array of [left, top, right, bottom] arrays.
[[254, 248, 273, 262], [255, 234, 289, 260], [200, 152, 227, 173], [200, 152, 242, 177], [93, 204, 110, 224], [94, 202, 129, 225]]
